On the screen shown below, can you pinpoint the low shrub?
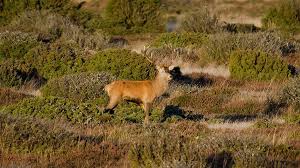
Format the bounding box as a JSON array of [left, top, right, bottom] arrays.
[[203, 32, 295, 65], [0, 88, 32, 106], [142, 46, 200, 65], [150, 32, 208, 48], [229, 50, 291, 81], [0, 0, 104, 31], [129, 133, 299, 167], [41, 72, 115, 102], [180, 8, 221, 33], [1, 96, 165, 124], [262, 0, 300, 34], [8, 10, 109, 50], [24, 40, 86, 79], [0, 113, 103, 154], [0, 31, 39, 60], [1, 97, 107, 124], [224, 23, 260, 33], [171, 87, 237, 114], [86, 49, 156, 80], [103, 0, 163, 34], [0, 59, 35, 87]]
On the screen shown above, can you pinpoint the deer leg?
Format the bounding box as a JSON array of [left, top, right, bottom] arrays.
[[143, 102, 152, 125], [104, 96, 120, 114]]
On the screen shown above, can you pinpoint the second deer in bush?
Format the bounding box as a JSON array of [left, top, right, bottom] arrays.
[[104, 65, 172, 125]]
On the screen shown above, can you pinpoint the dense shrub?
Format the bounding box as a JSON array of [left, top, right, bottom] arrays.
[[0, 59, 35, 87], [142, 46, 200, 66], [41, 72, 115, 102], [0, 88, 32, 106], [171, 88, 238, 114], [150, 32, 208, 48], [0, 113, 103, 154], [24, 40, 86, 79], [86, 49, 156, 80], [103, 0, 163, 34], [180, 8, 221, 33], [203, 32, 296, 65], [0, 0, 104, 31], [7, 11, 109, 50], [1, 96, 165, 124], [0, 31, 39, 60], [1, 97, 107, 124], [229, 50, 291, 81], [262, 0, 300, 33]]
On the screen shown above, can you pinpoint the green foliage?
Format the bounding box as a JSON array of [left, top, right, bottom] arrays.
[[151, 32, 208, 48], [0, 31, 39, 60], [262, 0, 300, 33], [41, 72, 115, 102], [104, 0, 163, 34], [229, 50, 291, 81], [86, 49, 156, 80], [1, 97, 108, 124], [0, 59, 34, 87], [24, 40, 85, 80], [0, 113, 103, 154]]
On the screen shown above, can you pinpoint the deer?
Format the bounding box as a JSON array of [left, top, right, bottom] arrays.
[[103, 64, 172, 125]]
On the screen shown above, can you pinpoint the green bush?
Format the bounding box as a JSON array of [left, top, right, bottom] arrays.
[[150, 32, 208, 48], [262, 0, 300, 34], [86, 49, 156, 80], [0, 59, 34, 87], [229, 50, 291, 81], [103, 0, 163, 34], [24, 40, 85, 79], [41, 72, 115, 102], [0, 96, 164, 124], [0, 31, 39, 60], [1, 97, 108, 124]]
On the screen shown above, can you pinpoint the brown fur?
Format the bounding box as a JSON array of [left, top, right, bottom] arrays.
[[104, 66, 171, 125]]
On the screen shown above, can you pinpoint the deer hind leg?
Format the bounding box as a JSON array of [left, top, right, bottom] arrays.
[[143, 102, 152, 126], [104, 95, 121, 114]]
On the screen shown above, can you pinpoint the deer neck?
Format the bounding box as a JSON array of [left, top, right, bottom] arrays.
[[152, 75, 169, 97]]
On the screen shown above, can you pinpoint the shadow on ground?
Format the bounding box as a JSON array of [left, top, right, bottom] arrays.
[[170, 67, 213, 87], [162, 105, 204, 122]]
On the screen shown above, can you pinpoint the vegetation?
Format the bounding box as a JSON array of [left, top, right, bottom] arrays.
[[229, 50, 291, 81], [103, 0, 163, 34], [86, 49, 156, 80], [203, 32, 294, 65], [262, 0, 300, 34], [150, 32, 208, 48], [24, 40, 85, 80], [1, 0, 300, 167], [41, 72, 115, 103]]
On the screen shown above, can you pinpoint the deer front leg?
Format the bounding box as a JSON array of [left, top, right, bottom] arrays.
[[143, 102, 152, 125], [104, 96, 120, 114]]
